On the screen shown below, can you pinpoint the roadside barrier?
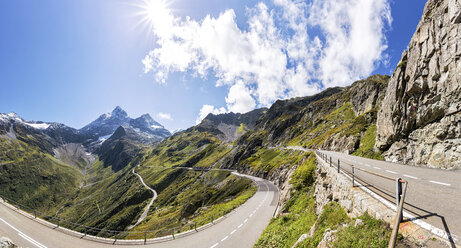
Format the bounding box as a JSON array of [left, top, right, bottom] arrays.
[[0, 195, 245, 245], [315, 151, 408, 248]]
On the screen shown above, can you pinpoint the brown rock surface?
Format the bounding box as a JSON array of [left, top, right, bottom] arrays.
[[376, 0, 461, 169]]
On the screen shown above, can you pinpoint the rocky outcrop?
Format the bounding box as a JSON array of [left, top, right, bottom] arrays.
[[376, 0, 461, 169], [0, 237, 15, 248], [199, 108, 267, 142]]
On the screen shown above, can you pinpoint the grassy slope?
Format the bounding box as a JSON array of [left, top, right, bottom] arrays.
[[144, 130, 231, 168], [231, 76, 388, 161], [352, 124, 385, 160], [255, 153, 393, 248], [243, 148, 310, 173], [0, 138, 82, 214], [285, 101, 384, 160], [121, 165, 256, 238], [0, 125, 258, 238], [55, 162, 151, 236]]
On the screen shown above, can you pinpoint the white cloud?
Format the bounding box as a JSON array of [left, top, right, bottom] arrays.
[[196, 104, 227, 124], [226, 81, 256, 113], [308, 0, 392, 88], [142, 0, 391, 119], [157, 112, 173, 120]]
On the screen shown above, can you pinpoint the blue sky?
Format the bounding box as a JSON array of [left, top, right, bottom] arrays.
[[0, 0, 426, 131]]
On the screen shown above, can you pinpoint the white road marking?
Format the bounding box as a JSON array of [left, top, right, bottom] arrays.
[[210, 242, 219, 248], [385, 170, 397, 174], [374, 167, 381, 170], [364, 164, 371, 167], [0, 218, 47, 248], [403, 174, 418, 179], [244, 218, 248, 223], [238, 224, 243, 228], [337, 166, 459, 243], [429, 180, 451, 186], [18, 232, 47, 248], [249, 213, 253, 217], [221, 236, 228, 242], [252, 210, 256, 214], [230, 229, 236, 235]]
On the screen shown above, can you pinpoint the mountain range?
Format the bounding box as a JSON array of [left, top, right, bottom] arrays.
[[0, 106, 171, 151]]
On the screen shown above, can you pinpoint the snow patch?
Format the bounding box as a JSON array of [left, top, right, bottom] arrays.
[[98, 134, 112, 142], [151, 125, 163, 129], [25, 122, 50, 130]]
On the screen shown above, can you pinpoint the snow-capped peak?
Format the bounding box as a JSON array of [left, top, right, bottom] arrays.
[[7, 112, 19, 118], [0, 112, 23, 123], [0, 112, 51, 130], [111, 106, 128, 118]]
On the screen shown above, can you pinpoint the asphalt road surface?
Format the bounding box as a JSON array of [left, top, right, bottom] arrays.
[[319, 150, 461, 245], [128, 168, 158, 230], [0, 173, 278, 248]]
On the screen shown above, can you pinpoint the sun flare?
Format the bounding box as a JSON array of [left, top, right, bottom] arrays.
[[138, 0, 173, 30]]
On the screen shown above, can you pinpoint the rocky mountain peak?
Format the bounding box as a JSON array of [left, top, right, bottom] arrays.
[[111, 106, 128, 119], [137, 114, 157, 125], [79, 107, 171, 150]]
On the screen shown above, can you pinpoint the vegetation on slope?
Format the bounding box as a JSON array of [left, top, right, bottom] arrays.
[[53, 162, 151, 236], [254, 153, 318, 247], [228, 75, 389, 162], [352, 124, 385, 160], [0, 138, 82, 214], [244, 148, 309, 173], [125, 166, 256, 238], [143, 130, 231, 168]]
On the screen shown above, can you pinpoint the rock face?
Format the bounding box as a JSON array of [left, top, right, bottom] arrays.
[[376, 0, 461, 169], [0, 237, 15, 248], [198, 108, 267, 142]]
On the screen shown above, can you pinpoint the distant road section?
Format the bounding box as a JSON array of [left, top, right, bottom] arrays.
[[0, 171, 279, 248], [127, 168, 158, 230]]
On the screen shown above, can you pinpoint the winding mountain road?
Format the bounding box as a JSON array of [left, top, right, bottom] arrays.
[[319, 150, 461, 245], [128, 168, 158, 230], [0, 172, 279, 248]]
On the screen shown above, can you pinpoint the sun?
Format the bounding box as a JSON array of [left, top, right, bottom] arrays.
[[137, 0, 173, 30]]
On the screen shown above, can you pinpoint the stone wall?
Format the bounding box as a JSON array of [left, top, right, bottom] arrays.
[[313, 156, 453, 246], [314, 157, 394, 222]]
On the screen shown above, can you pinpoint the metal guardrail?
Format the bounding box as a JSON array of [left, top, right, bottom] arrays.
[[315, 151, 408, 248], [0, 166, 262, 244], [0, 193, 245, 245]]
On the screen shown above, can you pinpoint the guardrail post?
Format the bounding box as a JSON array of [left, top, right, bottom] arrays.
[[84, 227, 87, 237], [194, 222, 197, 232], [352, 166, 355, 187], [329, 157, 332, 167], [144, 231, 147, 244], [389, 181, 407, 248], [172, 228, 175, 240], [337, 159, 340, 173], [396, 178, 402, 220], [34, 210, 37, 219]]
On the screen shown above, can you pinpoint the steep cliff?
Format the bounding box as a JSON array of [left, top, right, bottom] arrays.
[[376, 0, 461, 169]]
